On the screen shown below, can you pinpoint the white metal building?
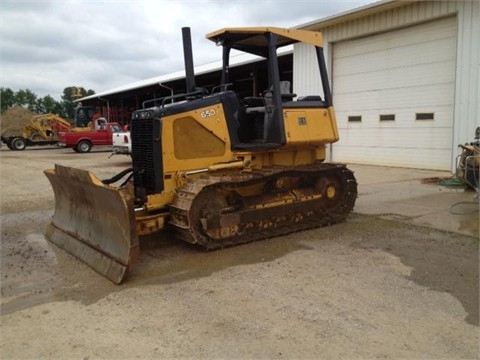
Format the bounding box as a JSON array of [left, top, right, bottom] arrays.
[[295, 0, 479, 171]]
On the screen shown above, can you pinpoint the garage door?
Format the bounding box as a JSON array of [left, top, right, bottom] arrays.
[[332, 17, 456, 170]]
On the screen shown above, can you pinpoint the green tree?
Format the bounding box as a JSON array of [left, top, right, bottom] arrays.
[[0, 87, 15, 112], [36, 95, 64, 115], [1, 86, 95, 117], [14, 89, 38, 111]]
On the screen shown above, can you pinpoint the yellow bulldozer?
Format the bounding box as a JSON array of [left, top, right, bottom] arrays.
[[44, 27, 358, 283]]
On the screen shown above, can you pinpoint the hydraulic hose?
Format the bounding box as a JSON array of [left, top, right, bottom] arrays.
[[102, 168, 133, 185]]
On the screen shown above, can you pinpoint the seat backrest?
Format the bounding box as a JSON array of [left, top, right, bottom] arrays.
[[279, 81, 291, 95]]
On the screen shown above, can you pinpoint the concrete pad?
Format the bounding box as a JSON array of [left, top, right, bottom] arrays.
[[349, 164, 479, 237]]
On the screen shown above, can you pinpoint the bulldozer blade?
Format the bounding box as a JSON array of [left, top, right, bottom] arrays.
[[44, 164, 139, 284]]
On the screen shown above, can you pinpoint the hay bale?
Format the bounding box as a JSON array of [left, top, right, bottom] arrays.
[[1, 106, 38, 136]]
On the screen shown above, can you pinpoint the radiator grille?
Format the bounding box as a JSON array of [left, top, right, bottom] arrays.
[[131, 116, 163, 195]]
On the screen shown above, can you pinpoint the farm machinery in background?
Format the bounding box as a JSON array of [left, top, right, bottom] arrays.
[[1, 106, 96, 150], [456, 127, 480, 192]]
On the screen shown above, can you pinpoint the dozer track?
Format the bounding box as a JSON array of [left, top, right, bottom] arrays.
[[169, 163, 357, 248]]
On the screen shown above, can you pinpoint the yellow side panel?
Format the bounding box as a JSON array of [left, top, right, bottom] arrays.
[[283, 106, 339, 146], [173, 116, 225, 159], [162, 104, 234, 173]]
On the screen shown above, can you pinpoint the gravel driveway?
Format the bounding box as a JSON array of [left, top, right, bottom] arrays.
[[1, 146, 478, 359]]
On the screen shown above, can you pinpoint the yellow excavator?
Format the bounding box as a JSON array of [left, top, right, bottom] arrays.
[[44, 27, 358, 283], [1, 109, 93, 150]]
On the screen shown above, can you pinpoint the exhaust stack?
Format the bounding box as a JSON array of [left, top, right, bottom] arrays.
[[182, 27, 196, 93]]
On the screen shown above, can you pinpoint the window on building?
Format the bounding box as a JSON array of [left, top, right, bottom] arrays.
[[348, 115, 362, 122], [416, 113, 434, 121], [379, 114, 395, 121]]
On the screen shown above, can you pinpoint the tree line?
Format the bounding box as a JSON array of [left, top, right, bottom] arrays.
[[0, 86, 95, 119]]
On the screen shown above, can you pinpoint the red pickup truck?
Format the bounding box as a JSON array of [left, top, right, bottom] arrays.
[[58, 118, 122, 153]]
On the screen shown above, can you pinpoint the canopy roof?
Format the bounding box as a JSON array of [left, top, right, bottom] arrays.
[[206, 27, 323, 56]]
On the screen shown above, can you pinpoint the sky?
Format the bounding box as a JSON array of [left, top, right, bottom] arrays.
[[1, 0, 376, 100]]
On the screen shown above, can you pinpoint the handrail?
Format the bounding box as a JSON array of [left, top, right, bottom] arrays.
[[142, 89, 207, 109], [211, 83, 233, 94]]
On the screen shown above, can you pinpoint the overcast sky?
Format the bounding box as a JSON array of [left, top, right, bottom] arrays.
[[1, 0, 376, 100]]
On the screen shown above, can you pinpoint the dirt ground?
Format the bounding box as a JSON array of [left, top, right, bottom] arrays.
[[0, 145, 479, 359]]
